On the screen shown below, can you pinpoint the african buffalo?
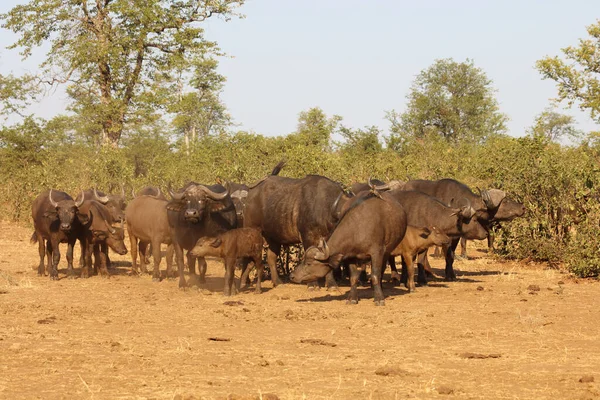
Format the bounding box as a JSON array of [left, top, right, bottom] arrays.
[[400, 179, 504, 280], [189, 228, 264, 296], [290, 192, 407, 305], [77, 200, 128, 278], [384, 189, 487, 282], [167, 183, 237, 288], [125, 193, 174, 280], [459, 196, 526, 257], [243, 163, 354, 290], [31, 189, 86, 279]]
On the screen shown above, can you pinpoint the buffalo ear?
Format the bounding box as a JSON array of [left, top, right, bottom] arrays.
[[419, 227, 431, 238], [210, 238, 222, 248], [209, 201, 227, 213], [43, 210, 57, 219], [77, 212, 90, 225]]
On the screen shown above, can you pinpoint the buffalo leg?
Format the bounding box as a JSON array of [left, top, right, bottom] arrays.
[[197, 256, 207, 284], [266, 242, 283, 286], [187, 252, 197, 277], [81, 240, 93, 278], [324, 270, 338, 291], [371, 252, 386, 306], [174, 242, 186, 289], [239, 259, 252, 290], [151, 239, 162, 282], [105, 248, 112, 269], [36, 234, 45, 276], [49, 238, 61, 280], [66, 238, 76, 278], [145, 243, 152, 265], [223, 257, 237, 296], [460, 237, 468, 258], [45, 240, 52, 276], [93, 243, 100, 275], [432, 246, 442, 258], [346, 264, 361, 304], [165, 244, 175, 279], [400, 252, 416, 292], [128, 231, 139, 274], [388, 256, 400, 283], [96, 243, 110, 277], [78, 240, 85, 268], [415, 251, 428, 285], [138, 241, 149, 274], [253, 256, 265, 294], [487, 228, 495, 252], [444, 238, 460, 281]]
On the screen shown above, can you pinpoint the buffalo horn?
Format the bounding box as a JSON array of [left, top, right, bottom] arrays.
[[314, 238, 330, 261], [75, 190, 85, 207], [486, 189, 506, 209], [200, 185, 229, 200], [168, 185, 185, 201], [94, 188, 110, 204], [131, 188, 136, 199], [459, 198, 475, 219], [106, 221, 116, 235], [154, 187, 162, 198], [49, 189, 59, 208]]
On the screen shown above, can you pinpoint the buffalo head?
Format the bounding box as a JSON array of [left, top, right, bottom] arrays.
[[46, 189, 85, 232], [289, 239, 333, 283], [168, 184, 230, 223]]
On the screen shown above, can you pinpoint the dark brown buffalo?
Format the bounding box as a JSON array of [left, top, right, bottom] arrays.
[[289, 193, 407, 305], [385, 189, 487, 282], [125, 194, 174, 281], [31, 190, 86, 279], [225, 182, 249, 227], [167, 183, 237, 288], [459, 196, 526, 257], [243, 163, 354, 290], [77, 200, 128, 278], [389, 225, 451, 291], [189, 228, 264, 296], [400, 179, 505, 280]]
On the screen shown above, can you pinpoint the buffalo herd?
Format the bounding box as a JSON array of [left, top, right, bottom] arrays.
[[31, 161, 526, 305]]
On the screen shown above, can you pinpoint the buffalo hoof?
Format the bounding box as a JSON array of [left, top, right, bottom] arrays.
[[272, 278, 283, 287], [346, 299, 358, 305], [374, 300, 386, 306], [254, 288, 262, 294], [390, 271, 401, 282], [325, 285, 339, 292], [444, 275, 457, 282], [178, 280, 188, 290], [152, 277, 160, 283], [50, 274, 59, 281]]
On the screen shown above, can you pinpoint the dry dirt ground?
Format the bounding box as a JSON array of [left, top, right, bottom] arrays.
[[1, 221, 599, 400]]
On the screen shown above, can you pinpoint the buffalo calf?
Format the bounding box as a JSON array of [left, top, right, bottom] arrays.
[[189, 228, 264, 296]]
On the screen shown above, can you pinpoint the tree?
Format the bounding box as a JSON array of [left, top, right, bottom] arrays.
[[293, 107, 342, 150], [529, 108, 582, 143], [170, 57, 232, 154], [390, 58, 507, 145], [338, 125, 383, 153], [536, 21, 600, 123], [1, 0, 244, 147], [0, 73, 39, 117]]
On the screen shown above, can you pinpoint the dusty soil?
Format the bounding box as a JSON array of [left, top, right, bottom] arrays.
[[1, 220, 599, 400]]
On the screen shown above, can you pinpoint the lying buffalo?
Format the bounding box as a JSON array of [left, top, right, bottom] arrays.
[[243, 162, 354, 290], [167, 183, 237, 288], [77, 200, 128, 278], [125, 193, 173, 281], [31, 189, 85, 279], [290, 193, 407, 306], [190, 227, 264, 296]]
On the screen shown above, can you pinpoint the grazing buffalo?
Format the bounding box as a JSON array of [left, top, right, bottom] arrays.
[[167, 183, 237, 288], [243, 162, 354, 290], [77, 200, 128, 278], [31, 189, 86, 279], [459, 196, 526, 257], [290, 193, 407, 306], [385, 189, 487, 282], [400, 179, 505, 280], [125, 193, 173, 281], [389, 225, 451, 291], [190, 228, 264, 296]]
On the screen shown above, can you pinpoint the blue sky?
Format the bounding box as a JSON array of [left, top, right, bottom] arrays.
[[1, 0, 599, 138]]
